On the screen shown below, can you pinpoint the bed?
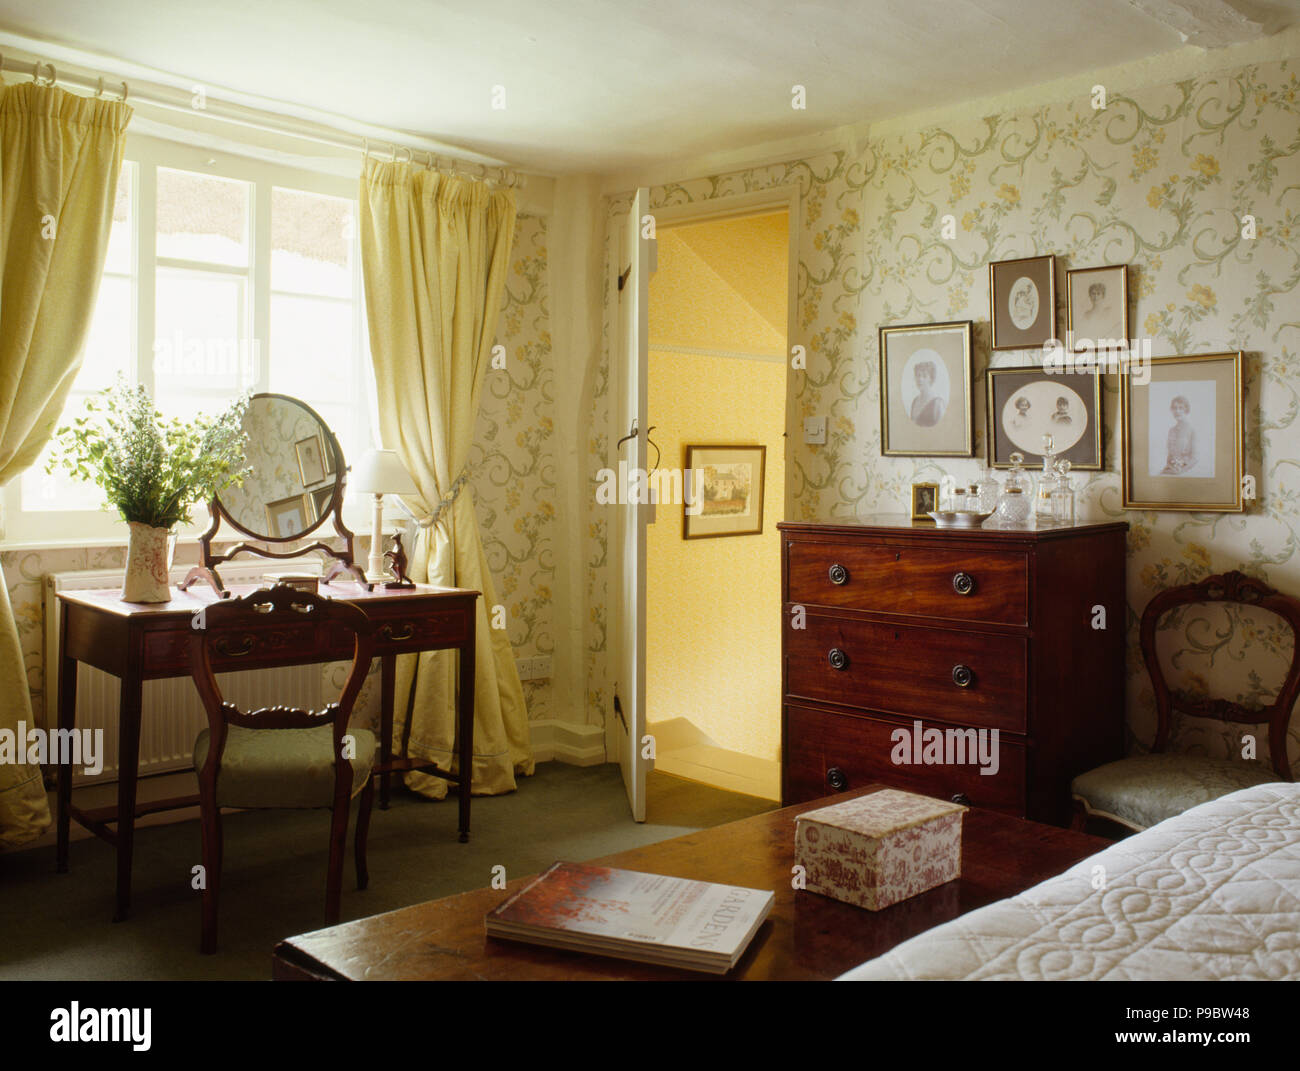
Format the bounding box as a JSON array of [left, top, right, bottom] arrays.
[[839, 782, 1300, 980]]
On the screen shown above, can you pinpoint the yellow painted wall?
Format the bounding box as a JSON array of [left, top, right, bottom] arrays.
[[646, 213, 787, 763]]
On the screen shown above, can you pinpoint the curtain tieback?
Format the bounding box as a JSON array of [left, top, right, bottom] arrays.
[[416, 468, 473, 530]]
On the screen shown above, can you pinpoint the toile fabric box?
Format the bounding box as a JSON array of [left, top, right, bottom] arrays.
[[794, 789, 968, 911]]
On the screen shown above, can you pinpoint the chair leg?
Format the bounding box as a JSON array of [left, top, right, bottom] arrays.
[[325, 796, 350, 925], [1069, 798, 1090, 833], [199, 794, 223, 955], [355, 776, 375, 892]]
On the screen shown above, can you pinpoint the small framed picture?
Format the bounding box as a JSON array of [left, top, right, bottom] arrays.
[[911, 482, 940, 521], [879, 320, 974, 457], [1121, 352, 1243, 512], [683, 444, 766, 539], [1067, 265, 1129, 352], [310, 485, 335, 521], [265, 493, 314, 538], [990, 254, 1057, 350], [295, 435, 327, 487], [322, 434, 338, 476], [987, 366, 1103, 470]]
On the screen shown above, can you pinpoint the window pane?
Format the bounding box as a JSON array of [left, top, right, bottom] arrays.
[[73, 275, 133, 393], [156, 167, 250, 267], [103, 161, 135, 275], [154, 267, 251, 413], [269, 293, 353, 397], [21, 397, 106, 512], [271, 187, 353, 298]]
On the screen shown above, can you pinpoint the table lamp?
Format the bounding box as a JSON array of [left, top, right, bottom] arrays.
[[352, 449, 419, 584]]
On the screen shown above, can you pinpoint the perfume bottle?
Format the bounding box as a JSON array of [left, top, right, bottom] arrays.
[[994, 453, 1032, 527], [974, 465, 1001, 513], [1051, 459, 1075, 525], [1035, 434, 1058, 524]]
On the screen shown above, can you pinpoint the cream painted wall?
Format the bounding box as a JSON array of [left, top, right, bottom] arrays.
[[645, 214, 787, 763]]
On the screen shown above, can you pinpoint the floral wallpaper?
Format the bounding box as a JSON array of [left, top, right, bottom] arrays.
[[851, 56, 1300, 776]]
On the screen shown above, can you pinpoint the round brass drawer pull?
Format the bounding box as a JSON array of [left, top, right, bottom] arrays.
[[827, 767, 848, 791], [951, 664, 974, 687], [828, 563, 849, 585], [952, 571, 975, 595], [828, 647, 849, 671]]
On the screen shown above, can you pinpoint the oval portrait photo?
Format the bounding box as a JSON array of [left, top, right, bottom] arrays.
[[1001, 380, 1088, 455], [900, 348, 951, 428], [1008, 276, 1040, 330]]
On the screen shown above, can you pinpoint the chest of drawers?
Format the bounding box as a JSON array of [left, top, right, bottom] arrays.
[[778, 516, 1127, 826]]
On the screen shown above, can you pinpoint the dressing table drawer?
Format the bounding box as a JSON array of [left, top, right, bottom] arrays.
[[360, 607, 470, 653], [142, 620, 327, 675], [785, 539, 1029, 625]]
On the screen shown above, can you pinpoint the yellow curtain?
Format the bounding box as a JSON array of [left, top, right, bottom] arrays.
[[358, 158, 533, 798], [0, 83, 132, 847]]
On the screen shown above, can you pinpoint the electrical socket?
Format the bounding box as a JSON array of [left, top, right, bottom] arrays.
[[532, 655, 552, 681]]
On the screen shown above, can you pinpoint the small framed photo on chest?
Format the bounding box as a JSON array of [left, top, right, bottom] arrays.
[[990, 254, 1057, 351], [1120, 351, 1243, 511]]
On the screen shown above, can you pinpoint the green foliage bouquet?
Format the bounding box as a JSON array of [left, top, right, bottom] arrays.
[[47, 378, 251, 530]]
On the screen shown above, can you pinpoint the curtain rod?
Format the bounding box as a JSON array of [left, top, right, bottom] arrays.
[[0, 51, 526, 188]]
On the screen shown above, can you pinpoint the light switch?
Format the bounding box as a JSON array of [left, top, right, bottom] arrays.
[[804, 416, 827, 445]]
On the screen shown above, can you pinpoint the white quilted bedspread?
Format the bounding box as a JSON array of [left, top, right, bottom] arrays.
[[839, 783, 1300, 980]]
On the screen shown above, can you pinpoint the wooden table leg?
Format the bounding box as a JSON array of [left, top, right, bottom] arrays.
[[457, 634, 475, 844], [113, 657, 144, 922], [379, 653, 395, 811], [55, 605, 76, 874]]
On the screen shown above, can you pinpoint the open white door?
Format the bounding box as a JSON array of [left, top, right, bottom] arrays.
[[612, 187, 652, 821]]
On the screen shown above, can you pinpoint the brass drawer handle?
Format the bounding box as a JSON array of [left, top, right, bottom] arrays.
[[952, 664, 974, 688], [380, 622, 416, 642], [828, 563, 849, 585], [827, 767, 848, 791], [215, 634, 254, 658], [952, 571, 975, 595], [828, 648, 849, 671]]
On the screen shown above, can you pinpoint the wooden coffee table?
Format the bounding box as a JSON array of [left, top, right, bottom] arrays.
[[272, 785, 1110, 981]]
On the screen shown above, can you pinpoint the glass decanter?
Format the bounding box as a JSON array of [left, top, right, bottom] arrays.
[[1051, 459, 1075, 525], [974, 464, 1001, 514], [994, 452, 1032, 527], [1035, 434, 1059, 524]]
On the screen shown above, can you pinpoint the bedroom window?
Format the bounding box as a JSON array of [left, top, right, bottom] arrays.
[[3, 135, 375, 545]]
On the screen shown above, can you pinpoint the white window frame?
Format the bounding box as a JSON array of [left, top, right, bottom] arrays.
[[0, 132, 375, 548]]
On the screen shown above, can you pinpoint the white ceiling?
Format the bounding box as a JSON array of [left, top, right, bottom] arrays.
[[0, 0, 1295, 173]]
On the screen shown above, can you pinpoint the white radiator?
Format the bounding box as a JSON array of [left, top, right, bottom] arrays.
[[43, 564, 326, 785]]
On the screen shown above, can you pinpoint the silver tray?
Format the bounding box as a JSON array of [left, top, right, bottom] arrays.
[[928, 510, 993, 529]]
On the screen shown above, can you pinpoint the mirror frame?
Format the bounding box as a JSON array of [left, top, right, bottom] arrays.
[[178, 392, 369, 596]]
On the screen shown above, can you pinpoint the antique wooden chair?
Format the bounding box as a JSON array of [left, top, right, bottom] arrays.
[[189, 584, 376, 954], [1071, 571, 1300, 833]]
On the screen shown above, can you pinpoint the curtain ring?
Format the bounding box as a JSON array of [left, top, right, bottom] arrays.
[[398, 146, 412, 164], [35, 61, 57, 87], [390, 142, 397, 162], [95, 76, 106, 99], [120, 81, 129, 103], [362, 136, 369, 160]]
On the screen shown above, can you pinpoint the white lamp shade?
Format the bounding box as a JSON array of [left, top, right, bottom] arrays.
[[353, 449, 419, 496]]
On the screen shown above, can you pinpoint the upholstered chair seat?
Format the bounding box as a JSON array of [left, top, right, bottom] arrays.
[[1071, 753, 1278, 832], [193, 725, 376, 810]]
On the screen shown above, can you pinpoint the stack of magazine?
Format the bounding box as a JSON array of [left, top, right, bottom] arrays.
[[485, 862, 774, 974]]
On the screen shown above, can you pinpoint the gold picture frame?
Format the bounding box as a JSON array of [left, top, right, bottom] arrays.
[[1066, 264, 1129, 353], [264, 493, 314, 538], [682, 444, 766, 539], [910, 482, 939, 521], [1120, 352, 1244, 512], [990, 254, 1057, 351], [295, 435, 327, 487], [879, 320, 974, 457]]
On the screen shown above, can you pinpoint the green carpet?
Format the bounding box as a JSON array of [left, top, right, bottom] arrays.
[[0, 763, 776, 980]]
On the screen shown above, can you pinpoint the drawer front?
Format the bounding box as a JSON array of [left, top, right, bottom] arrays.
[[786, 539, 1028, 625], [358, 605, 470, 654], [786, 615, 1027, 732], [783, 704, 1026, 814], [146, 621, 328, 675]]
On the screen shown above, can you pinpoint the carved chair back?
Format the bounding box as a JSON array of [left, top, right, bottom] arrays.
[[188, 584, 375, 798], [1141, 570, 1300, 780]]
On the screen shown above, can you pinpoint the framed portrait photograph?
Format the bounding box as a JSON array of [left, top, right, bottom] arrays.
[[295, 435, 327, 487], [879, 320, 974, 457], [990, 254, 1057, 350], [683, 444, 765, 539], [264, 493, 314, 538], [1067, 264, 1129, 352], [911, 482, 939, 521], [986, 366, 1103, 470], [1121, 352, 1243, 512]]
